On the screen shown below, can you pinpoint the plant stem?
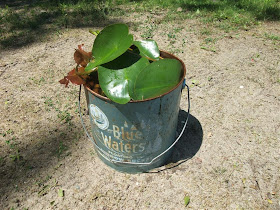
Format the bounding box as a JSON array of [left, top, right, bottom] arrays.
[[77, 67, 98, 76], [89, 29, 100, 36]]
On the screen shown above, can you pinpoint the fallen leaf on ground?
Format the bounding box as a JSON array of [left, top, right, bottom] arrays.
[[184, 195, 190, 206], [58, 189, 64, 197], [267, 199, 273, 204]]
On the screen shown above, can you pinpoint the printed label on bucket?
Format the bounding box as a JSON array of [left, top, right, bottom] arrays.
[[89, 104, 149, 162], [90, 104, 109, 130]]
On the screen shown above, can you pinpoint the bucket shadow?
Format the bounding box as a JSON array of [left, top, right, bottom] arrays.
[[172, 110, 203, 162], [147, 110, 203, 173]]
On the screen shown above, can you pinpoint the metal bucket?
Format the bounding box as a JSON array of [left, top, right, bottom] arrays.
[[79, 51, 189, 173]]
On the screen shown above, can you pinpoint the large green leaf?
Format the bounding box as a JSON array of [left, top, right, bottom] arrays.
[[133, 40, 160, 61], [132, 59, 182, 100], [98, 52, 150, 104], [85, 24, 133, 72]]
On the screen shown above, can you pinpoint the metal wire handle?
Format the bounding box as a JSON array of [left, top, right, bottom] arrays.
[[78, 84, 190, 166]]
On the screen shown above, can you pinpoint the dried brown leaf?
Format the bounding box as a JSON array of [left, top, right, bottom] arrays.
[[59, 44, 92, 87], [74, 44, 92, 67], [59, 78, 70, 87]]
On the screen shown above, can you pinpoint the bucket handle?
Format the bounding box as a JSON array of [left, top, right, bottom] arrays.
[[78, 84, 190, 166]]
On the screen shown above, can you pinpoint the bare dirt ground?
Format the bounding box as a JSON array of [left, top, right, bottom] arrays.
[[0, 12, 280, 209]]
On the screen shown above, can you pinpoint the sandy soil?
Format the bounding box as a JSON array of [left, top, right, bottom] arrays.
[[0, 12, 280, 209]]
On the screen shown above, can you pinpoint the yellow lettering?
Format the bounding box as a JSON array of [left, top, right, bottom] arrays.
[[135, 131, 143, 140], [113, 125, 121, 139], [101, 132, 111, 149], [112, 141, 119, 151], [120, 141, 124, 152], [138, 143, 145, 152], [125, 131, 134, 140], [124, 143, 132, 153], [121, 127, 125, 140]]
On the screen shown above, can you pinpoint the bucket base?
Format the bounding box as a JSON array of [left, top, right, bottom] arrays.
[[96, 148, 174, 173]]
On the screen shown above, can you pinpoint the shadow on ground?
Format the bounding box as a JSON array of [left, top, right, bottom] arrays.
[[179, 0, 280, 21], [0, 0, 124, 49], [172, 111, 203, 163], [0, 121, 83, 204]]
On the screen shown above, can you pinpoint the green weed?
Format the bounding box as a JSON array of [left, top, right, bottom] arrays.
[[6, 137, 17, 149], [264, 32, 280, 41], [57, 141, 68, 157], [200, 36, 218, 52], [43, 96, 73, 124], [2, 129, 22, 162], [119, 0, 280, 20], [0, 157, 4, 164], [1, 129, 13, 137], [89, 149, 95, 156], [213, 166, 227, 175], [204, 37, 217, 44], [29, 77, 46, 85], [191, 79, 200, 87], [167, 32, 176, 39], [200, 28, 212, 35], [207, 76, 213, 82], [6, 129, 14, 135], [1, 0, 279, 48], [10, 148, 21, 161], [173, 27, 184, 33], [57, 110, 72, 124], [141, 24, 158, 39], [118, 0, 279, 31], [44, 97, 55, 108], [169, 48, 183, 55], [36, 176, 57, 196]]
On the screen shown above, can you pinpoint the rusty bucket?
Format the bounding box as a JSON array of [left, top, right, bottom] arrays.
[[79, 51, 190, 173]]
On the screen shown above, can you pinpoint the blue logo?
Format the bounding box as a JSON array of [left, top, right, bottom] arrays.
[[90, 104, 109, 130]]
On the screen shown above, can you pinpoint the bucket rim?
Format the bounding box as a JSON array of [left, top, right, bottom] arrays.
[[84, 50, 186, 103]]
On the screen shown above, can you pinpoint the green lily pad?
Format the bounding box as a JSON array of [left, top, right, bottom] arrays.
[[98, 51, 150, 104], [133, 40, 160, 60], [132, 59, 182, 100], [85, 23, 133, 72]]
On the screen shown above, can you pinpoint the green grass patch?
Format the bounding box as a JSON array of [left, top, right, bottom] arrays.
[[1, 0, 279, 48], [0, 0, 112, 48], [117, 0, 279, 30], [264, 32, 280, 41], [116, 0, 280, 20]]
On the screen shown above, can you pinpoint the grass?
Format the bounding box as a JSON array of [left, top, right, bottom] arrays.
[[2, 129, 23, 163], [43, 95, 74, 125], [0, 0, 279, 48], [264, 32, 280, 41], [57, 141, 68, 157], [117, 0, 280, 20], [0, 0, 112, 48], [140, 23, 158, 39], [117, 0, 280, 31]]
